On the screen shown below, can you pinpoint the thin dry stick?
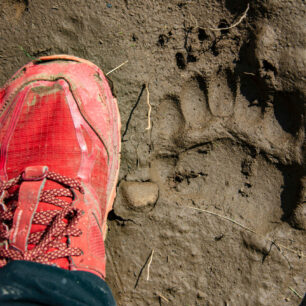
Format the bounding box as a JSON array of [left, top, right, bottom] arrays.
[[146, 249, 154, 281], [106, 60, 128, 76], [145, 83, 152, 130], [187, 206, 305, 257], [209, 3, 250, 31], [134, 249, 154, 288], [288, 287, 303, 299], [156, 291, 169, 303]]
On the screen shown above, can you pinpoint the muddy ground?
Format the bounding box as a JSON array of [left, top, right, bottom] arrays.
[[0, 0, 305, 305]]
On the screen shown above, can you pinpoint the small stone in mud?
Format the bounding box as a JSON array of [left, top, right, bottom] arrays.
[[121, 181, 159, 209], [238, 188, 249, 197], [214, 234, 224, 241], [197, 291, 206, 299]]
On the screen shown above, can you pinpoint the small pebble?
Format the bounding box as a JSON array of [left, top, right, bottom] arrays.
[[197, 291, 206, 299]]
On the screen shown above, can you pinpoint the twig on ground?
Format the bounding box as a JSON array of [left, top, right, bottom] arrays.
[[288, 287, 303, 299], [122, 84, 145, 141], [134, 249, 155, 289], [208, 3, 250, 31], [106, 60, 128, 76], [156, 292, 169, 303], [146, 249, 154, 281], [145, 83, 152, 130], [186, 206, 305, 258]]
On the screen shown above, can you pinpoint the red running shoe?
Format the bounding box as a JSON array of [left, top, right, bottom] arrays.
[[0, 55, 121, 279]]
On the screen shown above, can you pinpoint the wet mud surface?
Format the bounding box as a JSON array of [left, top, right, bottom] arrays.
[[0, 0, 305, 305]]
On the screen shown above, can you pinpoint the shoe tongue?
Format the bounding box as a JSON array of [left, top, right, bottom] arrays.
[[9, 166, 48, 252], [10, 166, 70, 269]]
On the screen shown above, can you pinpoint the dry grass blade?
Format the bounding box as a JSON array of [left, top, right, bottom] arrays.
[[209, 3, 250, 31], [146, 249, 154, 281], [134, 249, 155, 289], [156, 291, 169, 303], [106, 60, 128, 75], [145, 83, 152, 130], [187, 206, 256, 234], [288, 287, 303, 299], [187, 206, 305, 257]]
